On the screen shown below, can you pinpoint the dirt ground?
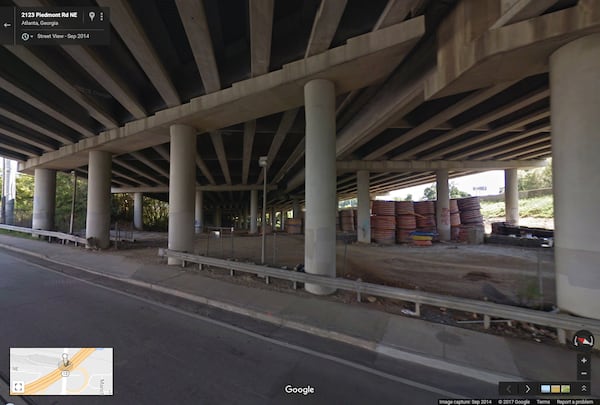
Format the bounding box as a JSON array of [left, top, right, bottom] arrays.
[[117, 229, 556, 309], [111, 228, 559, 344]]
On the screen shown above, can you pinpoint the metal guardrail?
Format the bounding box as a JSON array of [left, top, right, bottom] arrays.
[[158, 248, 600, 345], [0, 224, 87, 246]]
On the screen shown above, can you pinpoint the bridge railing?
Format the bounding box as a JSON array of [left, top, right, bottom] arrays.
[[0, 224, 87, 246], [158, 248, 600, 345]]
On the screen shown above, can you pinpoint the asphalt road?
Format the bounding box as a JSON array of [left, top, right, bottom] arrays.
[[0, 248, 497, 404]]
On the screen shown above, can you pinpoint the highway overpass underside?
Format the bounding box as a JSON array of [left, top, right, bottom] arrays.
[[0, 0, 598, 318]]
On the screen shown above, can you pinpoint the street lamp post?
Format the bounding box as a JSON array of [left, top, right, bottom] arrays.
[[259, 156, 268, 264]]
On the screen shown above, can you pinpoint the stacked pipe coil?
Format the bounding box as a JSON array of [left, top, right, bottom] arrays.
[[371, 200, 395, 244], [450, 199, 461, 240], [286, 218, 303, 234], [395, 201, 416, 243], [414, 201, 437, 233], [456, 196, 484, 242], [339, 209, 355, 232]]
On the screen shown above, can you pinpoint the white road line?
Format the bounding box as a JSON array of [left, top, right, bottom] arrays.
[[7, 253, 467, 399]]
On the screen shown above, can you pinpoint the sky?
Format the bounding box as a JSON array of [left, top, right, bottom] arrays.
[[382, 170, 506, 201]]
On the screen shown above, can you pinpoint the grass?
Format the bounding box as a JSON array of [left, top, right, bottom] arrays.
[[0, 228, 39, 240], [480, 195, 554, 219]]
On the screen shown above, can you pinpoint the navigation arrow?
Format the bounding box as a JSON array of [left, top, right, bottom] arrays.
[[3, 22, 11, 28], [525, 384, 531, 393]]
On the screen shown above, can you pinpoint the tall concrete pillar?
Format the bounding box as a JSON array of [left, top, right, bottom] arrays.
[[270, 207, 276, 228], [1, 158, 17, 225], [551, 34, 600, 319], [356, 170, 371, 243], [280, 210, 285, 230], [250, 189, 258, 234], [168, 124, 197, 265], [86, 151, 112, 249], [32, 168, 56, 231], [504, 169, 519, 225], [195, 190, 203, 233], [436, 170, 450, 241], [133, 192, 143, 231], [292, 199, 300, 219], [304, 79, 337, 295], [215, 206, 222, 227]]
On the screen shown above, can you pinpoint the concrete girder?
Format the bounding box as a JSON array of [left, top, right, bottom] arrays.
[[210, 131, 232, 185], [305, 0, 348, 58], [176, 0, 221, 94], [0, 75, 95, 139], [256, 109, 299, 184], [196, 153, 216, 186], [408, 89, 550, 160], [112, 157, 164, 185], [0, 106, 73, 145], [111, 161, 151, 186], [111, 184, 277, 194], [450, 123, 550, 160], [374, 0, 427, 30], [242, 120, 256, 184], [426, 0, 600, 99], [468, 129, 551, 160], [130, 151, 169, 179], [367, 82, 515, 160], [272, 136, 304, 184], [0, 126, 54, 152], [19, 17, 425, 174], [98, 0, 180, 107], [0, 140, 39, 158], [249, 0, 274, 76], [4, 46, 119, 129], [336, 159, 546, 173], [491, 0, 561, 29]]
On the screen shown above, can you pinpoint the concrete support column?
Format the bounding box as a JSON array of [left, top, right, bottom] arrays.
[[292, 199, 301, 219], [133, 192, 143, 231], [215, 206, 222, 227], [32, 168, 56, 231], [356, 170, 371, 243], [270, 207, 276, 228], [1, 158, 17, 225], [280, 210, 285, 230], [195, 190, 203, 233], [551, 34, 600, 319], [250, 189, 258, 234], [504, 169, 519, 225], [86, 151, 112, 249], [436, 169, 450, 241], [304, 79, 337, 295], [167, 124, 197, 265]]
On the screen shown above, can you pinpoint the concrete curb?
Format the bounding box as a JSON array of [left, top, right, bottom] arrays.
[[0, 242, 522, 384]]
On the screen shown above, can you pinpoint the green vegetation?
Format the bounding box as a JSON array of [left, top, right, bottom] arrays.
[[422, 182, 471, 201], [480, 195, 554, 219], [518, 159, 552, 191]]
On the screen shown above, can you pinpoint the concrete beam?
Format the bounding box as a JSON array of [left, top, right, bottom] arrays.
[[210, 131, 232, 185], [272, 136, 304, 184], [374, 0, 427, 30], [176, 0, 221, 93], [130, 151, 169, 178], [5, 46, 118, 129], [256, 109, 299, 184], [249, 0, 274, 76], [0, 126, 54, 152], [196, 153, 216, 186], [0, 106, 73, 145], [0, 75, 95, 138], [491, 0, 560, 29], [242, 120, 256, 184], [426, 0, 600, 99], [98, 0, 180, 107], [402, 88, 549, 159], [366, 82, 514, 159], [112, 158, 164, 185], [336, 159, 546, 172], [19, 18, 425, 173], [305, 0, 347, 57], [111, 184, 278, 194]]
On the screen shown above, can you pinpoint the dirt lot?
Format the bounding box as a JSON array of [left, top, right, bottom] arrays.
[[117, 229, 555, 309]]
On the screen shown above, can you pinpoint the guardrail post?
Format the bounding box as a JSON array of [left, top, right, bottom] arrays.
[[557, 328, 567, 345], [181, 259, 186, 268], [356, 278, 362, 302], [483, 315, 491, 329], [265, 275, 270, 285], [415, 302, 421, 317], [230, 269, 235, 277]]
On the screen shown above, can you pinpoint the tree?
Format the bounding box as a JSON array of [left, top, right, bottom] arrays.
[[422, 185, 436, 200], [403, 193, 413, 201], [450, 182, 471, 198], [518, 159, 552, 191]]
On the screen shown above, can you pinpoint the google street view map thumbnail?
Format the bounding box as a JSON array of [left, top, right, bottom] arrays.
[[10, 348, 113, 395]]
